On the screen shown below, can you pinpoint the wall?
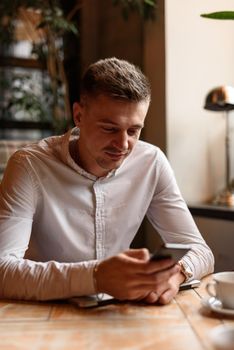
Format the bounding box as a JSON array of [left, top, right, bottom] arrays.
[[81, 0, 143, 72], [143, 0, 166, 153], [165, 0, 234, 203], [163, 1, 234, 271], [194, 217, 234, 272]]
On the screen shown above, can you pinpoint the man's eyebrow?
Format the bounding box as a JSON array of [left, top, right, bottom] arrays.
[[97, 119, 144, 128], [97, 119, 118, 125]]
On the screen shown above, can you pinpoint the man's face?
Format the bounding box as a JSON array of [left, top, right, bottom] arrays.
[[73, 94, 149, 177]]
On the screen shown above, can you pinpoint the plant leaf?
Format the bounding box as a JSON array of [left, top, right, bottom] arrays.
[[201, 11, 234, 20], [111, 0, 156, 20], [144, 0, 155, 7]]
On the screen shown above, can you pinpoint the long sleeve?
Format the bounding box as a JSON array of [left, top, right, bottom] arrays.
[[0, 257, 96, 300], [146, 150, 214, 280], [0, 154, 96, 300]]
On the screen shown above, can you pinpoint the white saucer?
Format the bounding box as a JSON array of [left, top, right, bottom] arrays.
[[202, 297, 234, 316]]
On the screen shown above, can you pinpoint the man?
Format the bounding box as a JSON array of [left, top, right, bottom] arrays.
[[0, 58, 214, 303]]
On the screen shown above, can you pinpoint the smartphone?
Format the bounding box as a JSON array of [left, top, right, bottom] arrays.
[[179, 279, 201, 291], [150, 243, 191, 262], [69, 294, 115, 308]]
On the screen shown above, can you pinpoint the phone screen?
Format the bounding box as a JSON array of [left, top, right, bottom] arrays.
[[150, 243, 191, 262]]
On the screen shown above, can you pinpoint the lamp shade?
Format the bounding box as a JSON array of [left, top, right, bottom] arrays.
[[204, 86, 234, 111]]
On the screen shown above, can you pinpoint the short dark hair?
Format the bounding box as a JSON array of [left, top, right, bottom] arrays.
[[80, 57, 151, 102]]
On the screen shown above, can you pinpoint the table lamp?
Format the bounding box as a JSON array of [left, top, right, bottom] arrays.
[[204, 86, 234, 206]]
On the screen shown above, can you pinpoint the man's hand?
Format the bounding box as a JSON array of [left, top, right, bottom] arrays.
[[142, 269, 185, 304], [95, 248, 182, 303]]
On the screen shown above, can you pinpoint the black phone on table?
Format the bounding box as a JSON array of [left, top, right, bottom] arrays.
[[179, 279, 200, 290]]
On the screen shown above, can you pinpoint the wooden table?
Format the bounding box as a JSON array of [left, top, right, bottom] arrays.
[[0, 275, 233, 350]]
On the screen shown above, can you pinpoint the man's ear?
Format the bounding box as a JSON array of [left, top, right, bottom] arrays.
[[73, 102, 83, 127]]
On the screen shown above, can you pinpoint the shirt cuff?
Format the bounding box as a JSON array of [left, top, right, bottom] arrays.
[[69, 260, 98, 297], [178, 260, 193, 282]]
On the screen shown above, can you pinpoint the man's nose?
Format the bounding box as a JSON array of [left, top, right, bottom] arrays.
[[113, 132, 129, 150]]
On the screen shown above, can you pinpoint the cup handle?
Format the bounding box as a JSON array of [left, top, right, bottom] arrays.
[[206, 281, 216, 298]]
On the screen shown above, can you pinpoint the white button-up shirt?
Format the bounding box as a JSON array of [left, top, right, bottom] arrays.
[[0, 128, 214, 300]]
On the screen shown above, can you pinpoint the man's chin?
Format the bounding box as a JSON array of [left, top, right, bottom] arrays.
[[97, 157, 125, 172]]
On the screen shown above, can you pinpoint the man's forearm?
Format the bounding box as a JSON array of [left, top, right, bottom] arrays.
[[0, 257, 97, 301]]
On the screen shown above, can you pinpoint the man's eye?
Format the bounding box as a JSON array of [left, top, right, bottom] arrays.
[[102, 127, 117, 133], [128, 129, 140, 136]]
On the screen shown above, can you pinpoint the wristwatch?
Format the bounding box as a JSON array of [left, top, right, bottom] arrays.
[[178, 260, 193, 282]]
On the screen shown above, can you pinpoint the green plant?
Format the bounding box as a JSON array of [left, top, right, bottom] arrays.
[[0, 1, 157, 131], [201, 11, 234, 20], [112, 0, 156, 20], [0, 69, 56, 122], [0, 0, 79, 131]]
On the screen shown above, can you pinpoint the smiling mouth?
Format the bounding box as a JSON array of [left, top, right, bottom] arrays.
[[104, 151, 128, 160]]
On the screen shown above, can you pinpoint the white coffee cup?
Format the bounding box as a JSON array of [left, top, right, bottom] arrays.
[[206, 271, 234, 309], [209, 325, 234, 350]]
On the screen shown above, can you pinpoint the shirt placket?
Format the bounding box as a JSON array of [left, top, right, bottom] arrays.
[[93, 180, 105, 260]]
